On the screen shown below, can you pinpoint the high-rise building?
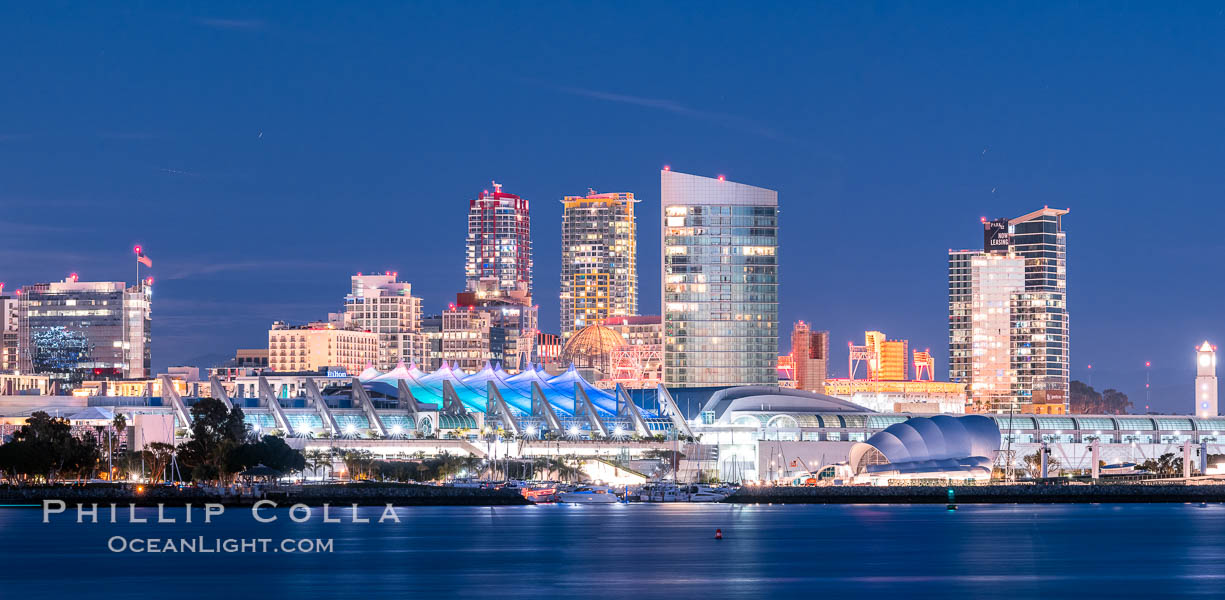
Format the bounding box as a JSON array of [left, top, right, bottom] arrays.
[[1008, 208, 1070, 413], [559, 190, 638, 338], [17, 277, 152, 388], [1196, 341, 1218, 418], [789, 321, 829, 393], [662, 169, 778, 387], [949, 252, 1025, 412], [949, 207, 1069, 414], [343, 273, 424, 369], [466, 181, 532, 300], [267, 321, 378, 375], [0, 294, 18, 373]]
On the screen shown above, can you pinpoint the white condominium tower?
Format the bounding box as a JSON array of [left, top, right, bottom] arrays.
[[343, 273, 424, 369], [559, 190, 638, 339], [661, 169, 778, 387]]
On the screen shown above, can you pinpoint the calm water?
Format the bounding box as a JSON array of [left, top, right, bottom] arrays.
[[2, 502, 1224, 598]]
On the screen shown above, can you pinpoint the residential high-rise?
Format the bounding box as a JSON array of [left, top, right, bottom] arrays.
[[17, 276, 152, 388], [559, 190, 638, 338], [1008, 208, 1070, 413], [949, 207, 1069, 414], [267, 321, 378, 375], [949, 252, 1025, 412], [343, 272, 424, 369], [789, 321, 829, 393], [465, 181, 532, 300], [662, 169, 778, 387], [1196, 341, 1218, 418]]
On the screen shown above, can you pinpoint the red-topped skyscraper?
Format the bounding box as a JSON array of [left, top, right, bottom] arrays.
[[465, 181, 533, 302]]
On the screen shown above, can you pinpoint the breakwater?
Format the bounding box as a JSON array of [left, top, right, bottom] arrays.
[[726, 483, 1225, 504], [0, 483, 531, 507]]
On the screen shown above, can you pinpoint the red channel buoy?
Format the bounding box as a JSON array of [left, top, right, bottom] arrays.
[[715, 528, 723, 540]]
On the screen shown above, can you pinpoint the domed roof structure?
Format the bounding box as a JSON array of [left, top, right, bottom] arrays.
[[848, 415, 999, 480], [560, 324, 626, 372]]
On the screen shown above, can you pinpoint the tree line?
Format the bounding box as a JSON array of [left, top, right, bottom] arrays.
[[0, 398, 305, 485]]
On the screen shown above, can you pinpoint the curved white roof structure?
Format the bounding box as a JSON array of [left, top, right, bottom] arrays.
[[848, 415, 1000, 480], [701, 386, 869, 423]]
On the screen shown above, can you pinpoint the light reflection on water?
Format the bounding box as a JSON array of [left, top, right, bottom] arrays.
[[2, 503, 1224, 599]]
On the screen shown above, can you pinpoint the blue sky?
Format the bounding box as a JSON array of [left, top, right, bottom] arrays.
[[2, 2, 1224, 413]]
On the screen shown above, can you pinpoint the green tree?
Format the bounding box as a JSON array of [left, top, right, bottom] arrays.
[[304, 449, 331, 480], [1022, 450, 1061, 479], [146, 442, 176, 484], [177, 398, 248, 483]]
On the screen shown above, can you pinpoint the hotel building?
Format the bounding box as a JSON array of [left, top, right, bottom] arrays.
[[342, 273, 425, 369], [559, 190, 638, 338], [267, 321, 378, 375], [17, 277, 152, 388], [949, 207, 1069, 414], [662, 169, 778, 387], [466, 181, 532, 300]]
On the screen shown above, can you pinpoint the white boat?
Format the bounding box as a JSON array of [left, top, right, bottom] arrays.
[[682, 484, 729, 502], [559, 485, 619, 504], [639, 482, 680, 502]]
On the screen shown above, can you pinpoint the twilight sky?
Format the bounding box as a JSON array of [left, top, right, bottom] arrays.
[[2, 3, 1224, 413]]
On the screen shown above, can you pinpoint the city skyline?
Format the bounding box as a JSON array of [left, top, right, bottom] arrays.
[[2, 4, 1223, 411]]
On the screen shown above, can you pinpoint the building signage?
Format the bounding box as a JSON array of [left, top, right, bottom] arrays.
[[983, 218, 1010, 254]]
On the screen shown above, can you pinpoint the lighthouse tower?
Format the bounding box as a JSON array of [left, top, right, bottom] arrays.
[[1196, 341, 1217, 417]]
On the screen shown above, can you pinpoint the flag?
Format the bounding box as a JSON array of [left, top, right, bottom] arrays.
[[136, 248, 152, 268]]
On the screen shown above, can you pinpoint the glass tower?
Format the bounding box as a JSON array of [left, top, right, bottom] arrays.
[[661, 170, 778, 387], [17, 277, 152, 388], [559, 190, 638, 338], [1008, 208, 1069, 413]]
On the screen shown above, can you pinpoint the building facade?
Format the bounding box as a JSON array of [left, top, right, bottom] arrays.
[[0, 295, 18, 373], [267, 321, 378, 375], [949, 251, 1025, 412], [559, 190, 638, 338], [466, 181, 532, 300], [789, 321, 829, 393], [865, 331, 908, 381], [662, 169, 778, 387], [343, 273, 425, 369], [17, 277, 151, 388]]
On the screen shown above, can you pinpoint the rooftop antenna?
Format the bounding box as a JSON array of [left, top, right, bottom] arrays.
[[491, 180, 502, 194]]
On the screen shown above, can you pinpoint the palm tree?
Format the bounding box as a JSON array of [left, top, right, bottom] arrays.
[[304, 449, 331, 480], [107, 413, 127, 481]]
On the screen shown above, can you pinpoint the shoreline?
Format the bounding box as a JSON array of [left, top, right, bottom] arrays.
[[725, 483, 1225, 504], [0, 483, 532, 507]]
